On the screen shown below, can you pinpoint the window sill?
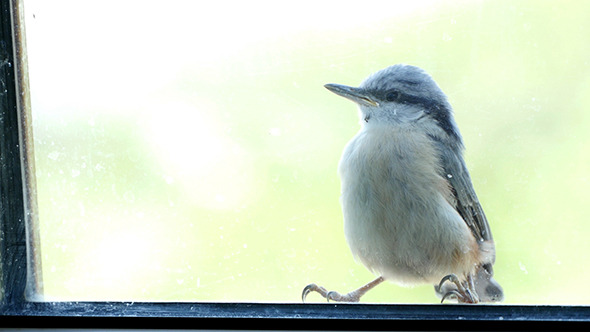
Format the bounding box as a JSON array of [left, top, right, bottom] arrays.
[[2, 302, 590, 330]]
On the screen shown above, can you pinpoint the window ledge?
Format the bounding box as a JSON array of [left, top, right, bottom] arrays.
[[2, 302, 590, 330]]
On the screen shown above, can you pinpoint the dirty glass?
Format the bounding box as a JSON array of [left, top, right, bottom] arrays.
[[23, 0, 590, 303]]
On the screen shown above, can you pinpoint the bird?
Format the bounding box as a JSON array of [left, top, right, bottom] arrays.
[[302, 64, 503, 303]]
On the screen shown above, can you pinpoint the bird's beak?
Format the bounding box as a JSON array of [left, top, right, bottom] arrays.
[[324, 84, 379, 107]]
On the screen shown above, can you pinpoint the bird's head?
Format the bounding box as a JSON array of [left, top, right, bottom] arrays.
[[325, 64, 460, 141]]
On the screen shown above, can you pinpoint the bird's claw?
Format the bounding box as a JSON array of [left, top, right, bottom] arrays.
[[302, 283, 327, 302], [437, 273, 479, 304], [301, 283, 361, 303], [302, 277, 384, 303]]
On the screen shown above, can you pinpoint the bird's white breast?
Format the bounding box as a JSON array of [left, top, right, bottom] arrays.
[[338, 123, 478, 285]]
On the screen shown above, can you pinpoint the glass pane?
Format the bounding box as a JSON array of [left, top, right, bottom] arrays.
[[23, 0, 590, 303]]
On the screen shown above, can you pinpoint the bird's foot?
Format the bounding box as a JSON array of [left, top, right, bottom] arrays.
[[301, 283, 363, 302], [302, 276, 384, 303], [437, 273, 479, 304]]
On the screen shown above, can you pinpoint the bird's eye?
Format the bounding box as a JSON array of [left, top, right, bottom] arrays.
[[385, 91, 399, 102]]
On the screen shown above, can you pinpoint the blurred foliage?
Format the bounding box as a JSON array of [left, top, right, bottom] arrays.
[[25, 0, 590, 303]]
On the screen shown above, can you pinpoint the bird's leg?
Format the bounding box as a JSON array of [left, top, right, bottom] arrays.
[[437, 273, 479, 303], [302, 276, 384, 303]]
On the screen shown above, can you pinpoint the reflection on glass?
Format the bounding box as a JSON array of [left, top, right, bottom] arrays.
[[24, 0, 590, 303]]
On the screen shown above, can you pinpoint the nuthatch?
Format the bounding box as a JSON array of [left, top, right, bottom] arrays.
[[303, 64, 503, 303]]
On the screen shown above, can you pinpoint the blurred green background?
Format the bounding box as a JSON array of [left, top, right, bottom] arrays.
[[24, 0, 590, 304]]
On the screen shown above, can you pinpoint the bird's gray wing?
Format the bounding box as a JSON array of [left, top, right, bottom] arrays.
[[433, 140, 493, 244], [432, 139, 504, 302]]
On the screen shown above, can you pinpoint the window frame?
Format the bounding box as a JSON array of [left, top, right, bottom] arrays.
[[1, 0, 590, 329]]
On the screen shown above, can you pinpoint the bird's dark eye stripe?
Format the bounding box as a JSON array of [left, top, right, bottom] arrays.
[[396, 93, 436, 110], [376, 89, 459, 139], [385, 91, 399, 101], [396, 93, 461, 140], [380, 90, 433, 107]]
